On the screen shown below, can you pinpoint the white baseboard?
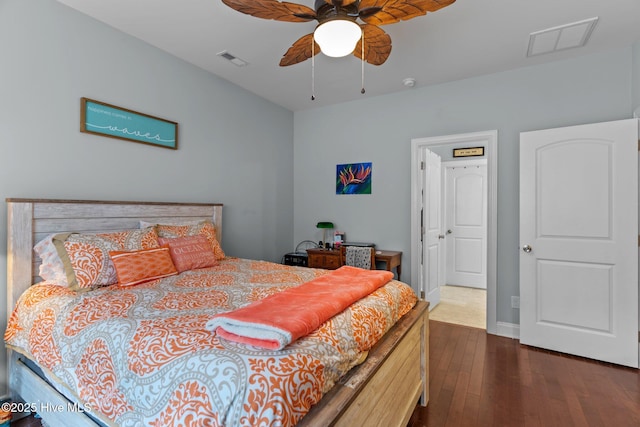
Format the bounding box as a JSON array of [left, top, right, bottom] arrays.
[[496, 321, 520, 339]]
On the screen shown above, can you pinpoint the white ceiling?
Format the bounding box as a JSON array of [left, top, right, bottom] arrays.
[[57, 0, 640, 111]]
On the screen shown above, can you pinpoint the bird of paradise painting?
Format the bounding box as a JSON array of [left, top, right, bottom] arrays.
[[336, 162, 372, 195]]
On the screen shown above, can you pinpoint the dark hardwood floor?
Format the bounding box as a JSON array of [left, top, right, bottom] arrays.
[[12, 320, 640, 427], [11, 415, 41, 426], [409, 320, 640, 427]]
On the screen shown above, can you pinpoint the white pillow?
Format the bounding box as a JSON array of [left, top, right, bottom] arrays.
[[34, 234, 69, 286]]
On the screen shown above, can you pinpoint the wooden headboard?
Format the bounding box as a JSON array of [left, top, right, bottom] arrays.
[[6, 199, 223, 310]]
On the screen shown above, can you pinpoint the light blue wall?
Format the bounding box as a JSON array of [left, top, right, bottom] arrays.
[[293, 47, 635, 327], [633, 41, 640, 113], [0, 0, 293, 393]]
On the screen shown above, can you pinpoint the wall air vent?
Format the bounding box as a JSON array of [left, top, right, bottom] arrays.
[[527, 17, 598, 57], [217, 50, 248, 67]]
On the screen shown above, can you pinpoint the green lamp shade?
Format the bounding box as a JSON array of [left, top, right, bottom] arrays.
[[316, 222, 334, 248], [316, 222, 334, 229]]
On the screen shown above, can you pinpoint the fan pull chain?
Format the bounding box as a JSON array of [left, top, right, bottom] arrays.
[[361, 30, 365, 95], [311, 37, 316, 101]]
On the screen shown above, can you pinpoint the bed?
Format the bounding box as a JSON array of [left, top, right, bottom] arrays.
[[5, 199, 429, 427]]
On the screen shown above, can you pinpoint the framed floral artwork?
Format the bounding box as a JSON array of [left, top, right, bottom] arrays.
[[336, 162, 372, 195]]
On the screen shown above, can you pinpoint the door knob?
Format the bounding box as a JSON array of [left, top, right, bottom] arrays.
[[522, 244, 532, 253], [438, 234, 445, 239], [447, 229, 452, 234]]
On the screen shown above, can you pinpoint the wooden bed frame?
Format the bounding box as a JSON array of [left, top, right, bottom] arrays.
[[6, 198, 429, 427]]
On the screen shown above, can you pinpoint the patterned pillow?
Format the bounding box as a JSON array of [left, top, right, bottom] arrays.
[[155, 221, 225, 260], [110, 246, 178, 286], [158, 235, 218, 273], [53, 227, 160, 291], [33, 234, 69, 286]]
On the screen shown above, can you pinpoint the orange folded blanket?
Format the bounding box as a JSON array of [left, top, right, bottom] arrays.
[[206, 266, 394, 350]]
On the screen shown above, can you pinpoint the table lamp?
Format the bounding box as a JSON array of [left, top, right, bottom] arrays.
[[316, 221, 334, 248]]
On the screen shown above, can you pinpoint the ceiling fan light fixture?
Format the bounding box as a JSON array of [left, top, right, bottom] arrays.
[[314, 19, 361, 58]]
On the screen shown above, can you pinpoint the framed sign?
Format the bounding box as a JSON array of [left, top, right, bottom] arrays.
[[453, 147, 484, 158], [80, 98, 178, 149]]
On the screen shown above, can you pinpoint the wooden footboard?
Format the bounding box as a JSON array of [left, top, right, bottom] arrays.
[[299, 300, 429, 427]]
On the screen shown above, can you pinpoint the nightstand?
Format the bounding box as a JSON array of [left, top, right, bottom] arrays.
[[306, 248, 341, 270], [306, 248, 403, 279]]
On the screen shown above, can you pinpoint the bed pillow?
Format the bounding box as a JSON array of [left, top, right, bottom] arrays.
[[155, 221, 225, 260], [33, 234, 69, 287], [53, 227, 160, 291], [158, 235, 218, 273], [109, 246, 178, 286]]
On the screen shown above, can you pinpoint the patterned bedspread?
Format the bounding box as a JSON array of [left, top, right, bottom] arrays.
[[5, 258, 417, 427]]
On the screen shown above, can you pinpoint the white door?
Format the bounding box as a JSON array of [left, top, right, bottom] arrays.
[[422, 148, 444, 307], [520, 119, 638, 368], [444, 160, 487, 288]]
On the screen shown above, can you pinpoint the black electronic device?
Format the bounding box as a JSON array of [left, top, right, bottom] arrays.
[[283, 252, 308, 267]]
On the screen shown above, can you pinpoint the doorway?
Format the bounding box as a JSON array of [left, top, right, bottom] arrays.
[[411, 130, 498, 334]]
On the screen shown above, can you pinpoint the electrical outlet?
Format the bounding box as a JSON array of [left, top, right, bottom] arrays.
[[511, 296, 520, 309]]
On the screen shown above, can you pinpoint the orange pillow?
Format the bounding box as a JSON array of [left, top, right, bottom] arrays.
[[155, 221, 225, 260], [158, 235, 218, 272], [109, 246, 178, 287]]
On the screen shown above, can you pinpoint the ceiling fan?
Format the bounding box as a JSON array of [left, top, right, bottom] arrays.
[[221, 0, 456, 67]]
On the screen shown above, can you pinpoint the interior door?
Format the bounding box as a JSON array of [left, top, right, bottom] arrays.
[[423, 148, 444, 308], [445, 160, 487, 288], [520, 119, 638, 368]]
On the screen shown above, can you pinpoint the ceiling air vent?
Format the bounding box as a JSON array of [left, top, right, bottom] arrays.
[[217, 51, 248, 67], [527, 17, 598, 57]]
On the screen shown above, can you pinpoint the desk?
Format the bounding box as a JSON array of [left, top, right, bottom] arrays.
[[307, 248, 403, 281], [375, 250, 402, 280], [306, 248, 341, 270]]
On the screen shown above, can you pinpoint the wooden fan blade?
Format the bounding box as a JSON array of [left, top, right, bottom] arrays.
[[222, 0, 316, 22], [280, 33, 320, 66], [353, 24, 391, 65], [359, 0, 455, 25]]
